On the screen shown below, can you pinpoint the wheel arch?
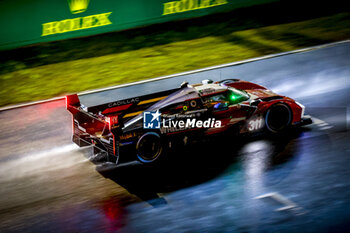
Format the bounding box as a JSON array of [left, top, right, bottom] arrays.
[[136, 131, 163, 163], [264, 101, 293, 133]]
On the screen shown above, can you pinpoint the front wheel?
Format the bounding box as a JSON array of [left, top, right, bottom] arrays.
[[136, 132, 163, 163], [265, 103, 292, 133]]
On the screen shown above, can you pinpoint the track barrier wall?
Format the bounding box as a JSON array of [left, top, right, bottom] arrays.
[[0, 0, 277, 50]]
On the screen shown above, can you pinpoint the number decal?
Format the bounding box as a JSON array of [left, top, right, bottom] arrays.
[[248, 117, 264, 131]]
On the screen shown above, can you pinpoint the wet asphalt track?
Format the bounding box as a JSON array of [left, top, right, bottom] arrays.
[[1, 42, 350, 233]]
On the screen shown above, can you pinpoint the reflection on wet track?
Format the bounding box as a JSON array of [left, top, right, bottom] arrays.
[[1, 42, 350, 232]]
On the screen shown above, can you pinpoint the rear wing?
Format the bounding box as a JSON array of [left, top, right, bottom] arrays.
[[65, 88, 178, 147]]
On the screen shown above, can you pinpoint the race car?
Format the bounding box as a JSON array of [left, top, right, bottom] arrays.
[[66, 79, 312, 165]]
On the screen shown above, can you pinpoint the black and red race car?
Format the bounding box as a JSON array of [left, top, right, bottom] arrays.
[[66, 79, 311, 165]]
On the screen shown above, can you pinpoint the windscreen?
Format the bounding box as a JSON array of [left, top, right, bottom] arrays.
[[227, 87, 250, 104]]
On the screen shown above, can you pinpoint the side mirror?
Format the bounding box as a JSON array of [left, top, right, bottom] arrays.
[[180, 81, 189, 88]]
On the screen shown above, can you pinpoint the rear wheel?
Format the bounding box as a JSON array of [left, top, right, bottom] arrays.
[[265, 103, 292, 133], [136, 132, 163, 163]]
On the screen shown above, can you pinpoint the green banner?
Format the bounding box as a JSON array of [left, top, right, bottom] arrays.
[[0, 0, 277, 50]]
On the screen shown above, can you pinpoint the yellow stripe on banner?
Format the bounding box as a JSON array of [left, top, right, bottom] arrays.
[[123, 111, 143, 118], [137, 96, 167, 105]]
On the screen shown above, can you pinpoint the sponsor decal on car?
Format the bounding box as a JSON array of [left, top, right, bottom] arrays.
[[119, 132, 137, 140], [108, 98, 140, 107]]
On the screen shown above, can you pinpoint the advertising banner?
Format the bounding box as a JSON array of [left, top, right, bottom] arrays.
[[0, 0, 277, 50]]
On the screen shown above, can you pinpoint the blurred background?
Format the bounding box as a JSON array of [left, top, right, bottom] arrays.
[[0, 0, 349, 107], [1, 0, 350, 233]]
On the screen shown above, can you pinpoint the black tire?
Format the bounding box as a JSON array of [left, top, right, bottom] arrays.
[[136, 132, 163, 163], [265, 103, 292, 133]]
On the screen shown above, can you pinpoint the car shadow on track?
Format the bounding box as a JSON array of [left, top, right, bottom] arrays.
[[94, 128, 309, 207]]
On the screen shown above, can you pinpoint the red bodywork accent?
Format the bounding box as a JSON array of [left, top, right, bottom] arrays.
[[66, 94, 80, 108], [221, 80, 304, 125], [222, 80, 267, 90], [106, 115, 119, 131], [102, 104, 132, 114], [255, 99, 302, 124], [113, 134, 117, 155], [65, 94, 80, 115], [245, 89, 278, 98], [201, 90, 226, 97]]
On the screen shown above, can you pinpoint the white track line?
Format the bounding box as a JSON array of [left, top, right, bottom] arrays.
[[255, 192, 306, 215], [1, 39, 350, 112], [309, 115, 333, 130]]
